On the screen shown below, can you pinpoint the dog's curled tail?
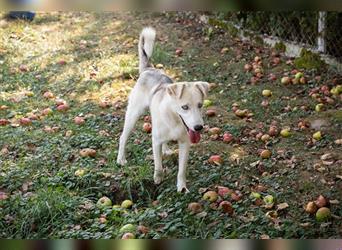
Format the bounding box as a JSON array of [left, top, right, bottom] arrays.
[[138, 27, 156, 74]]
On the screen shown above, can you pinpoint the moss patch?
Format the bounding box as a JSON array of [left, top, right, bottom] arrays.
[[294, 49, 326, 70]]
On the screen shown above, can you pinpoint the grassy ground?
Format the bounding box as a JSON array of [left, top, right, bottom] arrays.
[[0, 12, 341, 239]]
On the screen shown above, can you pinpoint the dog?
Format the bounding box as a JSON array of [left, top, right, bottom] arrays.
[[117, 27, 209, 192]]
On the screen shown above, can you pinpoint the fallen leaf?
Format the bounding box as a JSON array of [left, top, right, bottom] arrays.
[[277, 202, 289, 211]]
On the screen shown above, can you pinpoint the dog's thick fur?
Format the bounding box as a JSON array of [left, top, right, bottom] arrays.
[[117, 27, 209, 192]]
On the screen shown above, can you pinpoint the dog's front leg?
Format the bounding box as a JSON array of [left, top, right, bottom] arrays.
[[177, 141, 190, 193], [152, 137, 163, 185]]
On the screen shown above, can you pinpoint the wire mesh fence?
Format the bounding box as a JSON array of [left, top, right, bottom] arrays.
[[209, 12, 342, 63]]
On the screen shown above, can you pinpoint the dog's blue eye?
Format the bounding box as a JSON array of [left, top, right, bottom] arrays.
[[182, 105, 189, 110], [198, 103, 203, 108]]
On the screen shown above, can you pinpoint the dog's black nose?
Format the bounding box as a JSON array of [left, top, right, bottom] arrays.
[[194, 125, 203, 131]]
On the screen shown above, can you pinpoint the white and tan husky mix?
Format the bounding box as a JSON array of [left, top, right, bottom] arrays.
[[117, 27, 209, 192]]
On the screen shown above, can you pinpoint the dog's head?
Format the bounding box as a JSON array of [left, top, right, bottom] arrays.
[[167, 81, 209, 144]]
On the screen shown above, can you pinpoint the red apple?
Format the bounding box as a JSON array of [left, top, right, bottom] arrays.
[[143, 122, 152, 133], [208, 155, 223, 165], [0, 119, 10, 126], [223, 132, 234, 143], [187, 202, 203, 214], [74, 116, 85, 125], [219, 201, 234, 215], [206, 109, 216, 117], [57, 104, 69, 112], [217, 186, 233, 197], [19, 117, 31, 126], [43, 91, 54, 99]]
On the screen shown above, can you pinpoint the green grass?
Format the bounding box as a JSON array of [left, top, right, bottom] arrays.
[[0, 12, 342, 239]]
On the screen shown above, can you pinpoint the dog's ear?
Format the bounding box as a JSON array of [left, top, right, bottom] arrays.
[[167, 83, 185, 99], [194, 82, 209, 98]]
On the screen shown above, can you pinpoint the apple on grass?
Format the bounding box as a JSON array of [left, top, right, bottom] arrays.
[[262, 89, 272, 97], [316, 207, 331, 222], [280, 128, 291, 138], [96, 196, 112, 208], [313, 131, 322, 141], [208, 155, 223, 165], [121, 200, 133, 209], [202, 191, 218, 202], [119, 224, 136, 234], [121, 232, 135, 239], [188, 202, 203, 214]]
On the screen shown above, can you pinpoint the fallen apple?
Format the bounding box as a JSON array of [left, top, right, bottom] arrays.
[[263, 195, 274, 204], [96, 196, 112, 208], [121, 200, 133, 209], [217, 186, 233, 197], [202, 191, 218, 202], [143, 122, 152, 133], [0, 119, 10, 126], [219, 201, 234, 215], [295, 72, 303, 79], [121, 232, 136, 239], [280, 128, 291, 138], [119, 224, 137, 233], [314, 195, 328, 208], [281, 76, 291, 85], [315, 207, 331, 222], [209, 127, 221, 135], [155, 64, 164, 69], [208, 155, 223, 165], [313, 131, 322, 141], [260, 149, 272, 159], [223, 132, 234, 143], [261, 134, 271, 142], [299, 77, 306, 84], [203, 99, 213, 108], [42, 108, 53, 116], [244, 64, 252, 71], [262, 89, 272, 97], [57, 104, 69, 112], [305, 201, 317, 214], [43, 91, 54, 99], [206, 109, 216, 117], [315, 103, 324, 112], [187, 202, 203, 214], [0, 105, 9, 110], [175, 48, 183, 56], [234, 109, 248, 118], [231, 191, 242, 201], [19, 117, 32, 126], [74, 116, 85, 125], [79, 148, 97, 157], [144, 116, 151, 122], [250, 192, 261, 199], [268, 126, 278, 136]]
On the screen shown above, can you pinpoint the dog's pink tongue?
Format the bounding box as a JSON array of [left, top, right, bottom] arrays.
[[189, 129, 201, 144]]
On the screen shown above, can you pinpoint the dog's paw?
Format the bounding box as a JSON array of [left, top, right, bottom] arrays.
[[177, 184, 189, 193], [154, 171, 163, 185], [116, 157, 127, 166]]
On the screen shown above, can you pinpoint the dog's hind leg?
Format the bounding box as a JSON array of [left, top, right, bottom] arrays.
[[177, 141, 190, 193], [117, 92, 147, 166]]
